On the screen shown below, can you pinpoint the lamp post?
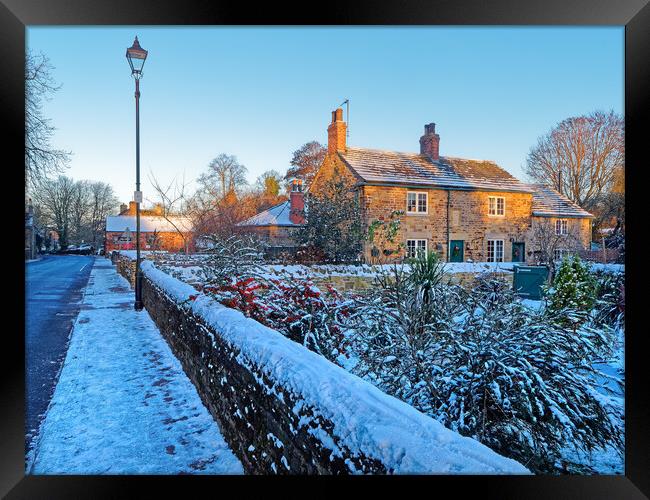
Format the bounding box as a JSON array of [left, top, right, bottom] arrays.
[[126, 36, 148, 311]]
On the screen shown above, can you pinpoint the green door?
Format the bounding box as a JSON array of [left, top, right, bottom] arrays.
[[512, 242, 525, 262], [449, 240, 464, 262]]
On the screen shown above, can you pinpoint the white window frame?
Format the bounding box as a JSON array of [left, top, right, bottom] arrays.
[[555, 219, 568, 235], [487, 239, 504, 262], [406, 191, 428, 215], [488, 196, 505, 217], [554, 248, 572, 261], [406, 239, 428, 259]]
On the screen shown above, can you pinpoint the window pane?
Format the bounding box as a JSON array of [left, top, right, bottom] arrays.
[[487, 240, 494, 262], [416, 240, 426, 257], [489, 197, 495, 214], [496, 240, 504, 262], [497, 198, 504, 215], [407, 193, 416, 212], [406, 240, 415, 258], [417, 193, 427, 212]]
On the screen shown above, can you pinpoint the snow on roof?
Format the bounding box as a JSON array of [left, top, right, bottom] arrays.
[[106, 215, 193, 233], [237, 201, 301, 227], [339, 147, 533, 193], [141, 260, 530, 474], [531, 185, 594, 218]]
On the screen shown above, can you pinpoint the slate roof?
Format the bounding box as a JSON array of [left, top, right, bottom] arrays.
[[106, 215, 193, 233], [237, 201, 301, 227], [530, 185, 594, 218], [338, 147, 533, 193]]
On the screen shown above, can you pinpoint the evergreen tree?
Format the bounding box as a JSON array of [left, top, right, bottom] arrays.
[[297, 172, 363, 263], [545, 256, 598, 326]]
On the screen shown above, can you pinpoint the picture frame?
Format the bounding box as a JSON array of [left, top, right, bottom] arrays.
[[3, 0, 647, 497]]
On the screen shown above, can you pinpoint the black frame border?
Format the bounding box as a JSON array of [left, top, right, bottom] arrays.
[[2, 0, 648, 498]]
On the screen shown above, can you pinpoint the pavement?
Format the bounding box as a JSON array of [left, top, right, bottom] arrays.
[[25, 254, 94, 454], [27, 257, 242, 474]]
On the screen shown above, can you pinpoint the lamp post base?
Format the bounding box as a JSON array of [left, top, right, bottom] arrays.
[[134, 269, 144, 311]]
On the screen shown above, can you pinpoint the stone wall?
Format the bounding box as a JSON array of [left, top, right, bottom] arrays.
[[141, 276, 387, 474]]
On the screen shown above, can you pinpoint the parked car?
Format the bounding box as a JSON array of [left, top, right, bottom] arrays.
[[77, 244, 93, 255]]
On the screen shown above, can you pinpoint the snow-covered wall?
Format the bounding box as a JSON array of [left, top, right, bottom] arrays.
[[139, 260, 528, 475]]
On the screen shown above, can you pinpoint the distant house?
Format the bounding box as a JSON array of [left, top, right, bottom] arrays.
[[308, 108, 593, 263], [105, 201, 193, 253], [236, 179, 305, 255]]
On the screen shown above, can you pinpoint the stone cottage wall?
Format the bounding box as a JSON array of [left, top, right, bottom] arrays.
[[360, 185, 534, 263]]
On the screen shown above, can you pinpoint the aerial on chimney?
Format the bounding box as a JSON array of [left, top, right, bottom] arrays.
[[420, 122, 440, 161], [327, 107, 347, 154]]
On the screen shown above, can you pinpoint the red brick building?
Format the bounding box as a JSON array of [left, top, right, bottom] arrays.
[[105, 202, 193, 253]]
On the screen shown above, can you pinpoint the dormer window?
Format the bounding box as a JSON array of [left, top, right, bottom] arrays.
[[488, 196, 505, 216], [407, 191, 428, 214]]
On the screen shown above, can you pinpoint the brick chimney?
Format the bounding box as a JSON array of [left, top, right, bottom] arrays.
[[289, 179, 305, 225], [327, 108, 347, 154], [127, 201, 137, 215], [420, 123, 440, 161], [119, 203, 128, 214]]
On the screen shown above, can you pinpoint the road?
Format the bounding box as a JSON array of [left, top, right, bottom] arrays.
[[25, 254, 94, 453]]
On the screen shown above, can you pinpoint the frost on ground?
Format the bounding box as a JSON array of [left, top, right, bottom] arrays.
[[28, 257, 243, 475]]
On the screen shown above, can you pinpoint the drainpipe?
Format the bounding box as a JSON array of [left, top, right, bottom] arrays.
[[446, 189, 451, 262]]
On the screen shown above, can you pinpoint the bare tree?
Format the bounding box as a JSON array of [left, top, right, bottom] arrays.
[[285, 141, 326, 190], [70, 180, 92, 243], [199, 154, 248, 200], [530, 219, 584, 281], [25, 51, 71, 187], [31, 175, 76, 248], [148, 173, 192, 253], [525, 110, 624, 210], [87, 181, 119, 249]]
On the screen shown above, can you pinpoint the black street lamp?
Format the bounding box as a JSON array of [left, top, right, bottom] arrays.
[[126, 36, 148, 311]]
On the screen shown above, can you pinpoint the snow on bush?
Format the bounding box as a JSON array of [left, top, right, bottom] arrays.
[[342, 252, 623, 474]]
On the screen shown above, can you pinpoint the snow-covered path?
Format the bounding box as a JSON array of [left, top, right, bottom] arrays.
[[29, 257, 243, 474]]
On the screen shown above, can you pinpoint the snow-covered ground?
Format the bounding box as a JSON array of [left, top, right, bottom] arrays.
[[28, 257, 243, 475]]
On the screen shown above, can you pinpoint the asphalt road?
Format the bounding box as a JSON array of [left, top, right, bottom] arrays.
[[25, 254, 94, 453]]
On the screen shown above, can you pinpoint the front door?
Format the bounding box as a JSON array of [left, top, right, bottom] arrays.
[[449, 240, 464, 262], [512, 242, 525, 262]]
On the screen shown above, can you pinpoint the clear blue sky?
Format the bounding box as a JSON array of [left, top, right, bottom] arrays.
[[27, 26, 623, 205]]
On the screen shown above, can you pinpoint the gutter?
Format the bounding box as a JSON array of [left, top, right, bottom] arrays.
[[446, 189, 451, 262]]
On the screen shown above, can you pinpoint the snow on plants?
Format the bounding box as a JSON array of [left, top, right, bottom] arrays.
[[340, 252, 623, 474]]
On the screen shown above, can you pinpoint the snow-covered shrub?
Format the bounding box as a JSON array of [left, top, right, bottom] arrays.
[[591, 269, 624, 329], [434, 275, 621, 473], [342, 252, 622, 474], [196, 234, 265, 289], [345, 252, 463, 414], [544, 256, 598, 326], [262, 278, 351, 362]]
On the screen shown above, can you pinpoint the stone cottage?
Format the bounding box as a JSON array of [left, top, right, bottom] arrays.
[[306, 108, 593, 263], [105, 201, 193, 253]]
